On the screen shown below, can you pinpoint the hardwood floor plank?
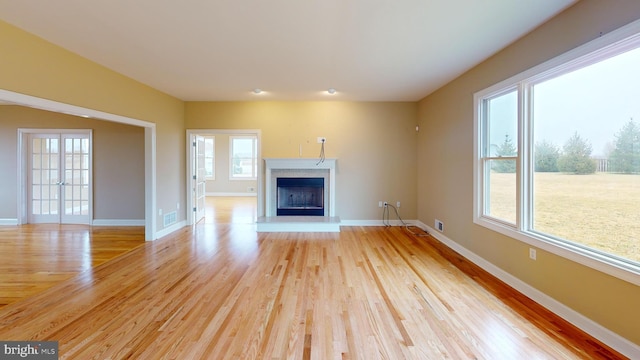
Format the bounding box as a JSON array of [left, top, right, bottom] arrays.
[[0, 197, 628, 359]]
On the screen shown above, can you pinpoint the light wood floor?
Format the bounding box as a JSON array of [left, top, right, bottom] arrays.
[[0, 197, 624, 359]]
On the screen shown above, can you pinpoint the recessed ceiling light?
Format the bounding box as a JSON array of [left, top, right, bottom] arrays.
[[327, 88, 336, 94], [253, 88, 262, 94]]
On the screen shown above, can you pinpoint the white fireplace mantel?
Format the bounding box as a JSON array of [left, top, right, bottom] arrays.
[[264, 158, 336, 217]]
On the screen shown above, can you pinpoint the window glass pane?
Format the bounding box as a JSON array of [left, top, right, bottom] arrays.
[[231, 136, 257, 179], [205, 158, 214, 177], [204, 137, 215, 178], [487, 159, 516, 224], [487, 91, 518, 157], [532, 47, 640, 263], [50, 139, 59, 153]]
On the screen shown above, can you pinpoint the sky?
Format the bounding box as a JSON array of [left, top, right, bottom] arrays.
[[489, 45, 640, 157], [534, 46, 640, 156]]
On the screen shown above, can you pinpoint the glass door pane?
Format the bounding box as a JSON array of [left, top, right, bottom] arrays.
[[61, 134, 91, 224], [29, 135, 60, 223]]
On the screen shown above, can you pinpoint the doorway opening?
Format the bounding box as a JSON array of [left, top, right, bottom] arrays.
[[186, 129, 261, 226], [3, 89, 157, 241]]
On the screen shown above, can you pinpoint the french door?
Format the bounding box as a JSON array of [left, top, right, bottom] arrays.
[[29, 132, 92, 224], [193, 135, 206, 224]]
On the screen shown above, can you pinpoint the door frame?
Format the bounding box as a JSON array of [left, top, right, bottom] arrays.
[[4, 89, 158, 241], [185, 129, 262, 225], [21, 129, 93, 224]]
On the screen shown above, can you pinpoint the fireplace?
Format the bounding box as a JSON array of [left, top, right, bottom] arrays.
[[260, 158, 339, 232], [277, 177, 324, 216]]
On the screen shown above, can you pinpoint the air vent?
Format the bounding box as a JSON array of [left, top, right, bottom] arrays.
[[163, 211, 177, 227]]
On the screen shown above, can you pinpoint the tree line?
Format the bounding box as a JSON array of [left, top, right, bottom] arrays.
[[493, 118, 640, 174]]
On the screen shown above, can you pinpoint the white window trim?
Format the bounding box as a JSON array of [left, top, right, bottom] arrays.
[[229, 135, 257, 181], [474, 19, 640, 286]]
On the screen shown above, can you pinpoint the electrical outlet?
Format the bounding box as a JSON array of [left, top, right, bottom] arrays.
[[529, 248, 537, 260], [435, 219, 444, 232], [158, 208, 163, 216], [396, 201, 401, 208], [177, 202, 180, 210], [317, 137, 326, 143], [247, 186, 256, 192]]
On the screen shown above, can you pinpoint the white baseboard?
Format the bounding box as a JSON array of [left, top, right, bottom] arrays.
[[0, 219, 19, 225], [154, 220, 187, 240], [92, 219, 145, 226], [340, 219, 418, 226], [206, 192, 257, 197], [414, 221, 640, 359]]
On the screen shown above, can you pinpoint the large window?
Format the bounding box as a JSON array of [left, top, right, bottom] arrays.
[[474, 21, 640, 283], [230, 135, 257, 180]]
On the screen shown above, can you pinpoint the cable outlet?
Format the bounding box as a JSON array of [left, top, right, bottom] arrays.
[[383, 201, 388, 207], [529, 248, 537, 260], [317, 137, 326, 143], [435, 219, 444, 232]]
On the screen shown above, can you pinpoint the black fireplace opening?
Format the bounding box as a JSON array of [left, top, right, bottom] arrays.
[[277, 177, 324, 216]]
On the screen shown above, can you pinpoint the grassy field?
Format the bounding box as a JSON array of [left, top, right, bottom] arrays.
[[489, 172, 640, 263]]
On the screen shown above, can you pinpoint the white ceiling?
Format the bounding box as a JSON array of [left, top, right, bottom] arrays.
[[0, 0, 576, 102]]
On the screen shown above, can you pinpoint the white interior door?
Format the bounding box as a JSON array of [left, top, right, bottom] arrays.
[[29, 132, 91, 224], [194, 135, 206, 223]]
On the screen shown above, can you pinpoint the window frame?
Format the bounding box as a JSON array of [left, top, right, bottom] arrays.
[[474, 19, 640, 286], [229, 135, 258, 181]]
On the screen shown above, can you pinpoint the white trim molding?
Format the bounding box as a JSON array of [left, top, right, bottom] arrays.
[[0, 219, 19, 226], [92, 219, 146, 226], [155, 220, 187, 240]]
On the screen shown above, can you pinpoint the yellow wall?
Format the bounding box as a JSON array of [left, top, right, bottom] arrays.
[[186, 101, 418, 220], [417, 0, 640, 345], [0, 20, 185, 229]]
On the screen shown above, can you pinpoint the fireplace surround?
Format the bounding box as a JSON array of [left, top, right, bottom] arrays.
[[264, 158, 336, 217], [259, 158, 339, 232]]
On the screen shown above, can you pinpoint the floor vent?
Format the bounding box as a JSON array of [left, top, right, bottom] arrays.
[[163, 211, 177, 227]]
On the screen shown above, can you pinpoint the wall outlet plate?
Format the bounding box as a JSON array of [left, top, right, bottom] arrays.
[[317, 137, 326, 143]]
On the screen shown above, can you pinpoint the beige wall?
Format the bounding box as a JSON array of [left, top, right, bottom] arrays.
[[186, 101, 418, 220], [417, 0, 640, 345], [0, 20, 185, 230], [0, 106, 145, 220]]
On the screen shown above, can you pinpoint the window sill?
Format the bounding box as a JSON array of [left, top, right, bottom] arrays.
[[474, 216, 640, 286]]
